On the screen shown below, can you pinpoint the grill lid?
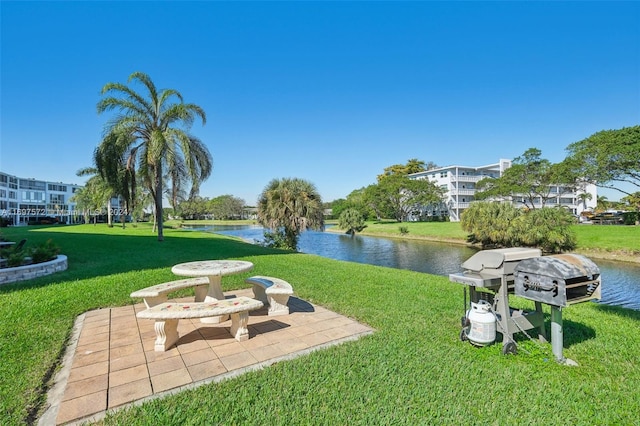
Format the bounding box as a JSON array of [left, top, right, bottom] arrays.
[[514, 254, 600, 280], [461, 247, 542, 272]]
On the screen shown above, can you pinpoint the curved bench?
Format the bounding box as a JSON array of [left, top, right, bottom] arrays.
[[136, 296, 264, 351], [245, 276, 293, 316], [130, 277, 210, 308]]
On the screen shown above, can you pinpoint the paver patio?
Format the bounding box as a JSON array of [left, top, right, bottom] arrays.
[[39, 288, 373, 425]]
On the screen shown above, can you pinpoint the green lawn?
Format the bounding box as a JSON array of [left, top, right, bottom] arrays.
[[0, 223, 639, 425], [349, 220, 640, 255]]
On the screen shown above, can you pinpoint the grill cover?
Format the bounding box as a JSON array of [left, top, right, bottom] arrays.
[[514, 254, 601, 307]]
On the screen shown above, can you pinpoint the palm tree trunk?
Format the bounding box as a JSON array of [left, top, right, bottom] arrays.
[[155, 167, 164, 242], [107, 198, 113, 227]]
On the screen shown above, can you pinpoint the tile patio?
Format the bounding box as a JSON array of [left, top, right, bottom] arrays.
[[39, 289, 373, 425]]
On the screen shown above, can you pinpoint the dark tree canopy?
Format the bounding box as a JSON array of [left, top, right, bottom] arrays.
[[564, 125, 640, 196], [475, 148, 577, 209], [364, 174, 445, 222], [377, 158, 438, 182]]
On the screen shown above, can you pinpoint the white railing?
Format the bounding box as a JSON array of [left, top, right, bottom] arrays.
[[450, 175, 483, 183], [451, 189, 475, 196]]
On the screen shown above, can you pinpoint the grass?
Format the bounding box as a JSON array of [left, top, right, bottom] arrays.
[[341, 220, 640, 261], [0, 223, 639, 425]]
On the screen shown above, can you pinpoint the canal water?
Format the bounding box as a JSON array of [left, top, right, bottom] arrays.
[[191, 224, 640, 311]]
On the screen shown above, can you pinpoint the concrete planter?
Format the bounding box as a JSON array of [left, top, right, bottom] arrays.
[[0, 255, 67, 285]]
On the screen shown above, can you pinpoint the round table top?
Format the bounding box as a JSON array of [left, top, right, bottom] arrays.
[[171, 260, 254, 277]]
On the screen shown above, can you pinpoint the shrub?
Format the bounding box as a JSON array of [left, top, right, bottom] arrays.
[[461, 202, 576, 253], [7, 250, 26, 267], [510, 208, 577, 253], [30, 239, 61, 264], [399, 226, 409, 234]]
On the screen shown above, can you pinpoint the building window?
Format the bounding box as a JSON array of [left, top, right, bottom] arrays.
[[19, 179, 46, 190], [50, 194, 65, 204], [48, 184, 68, 192]]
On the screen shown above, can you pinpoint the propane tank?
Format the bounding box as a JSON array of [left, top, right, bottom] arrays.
[[466, 300, 496, 346]]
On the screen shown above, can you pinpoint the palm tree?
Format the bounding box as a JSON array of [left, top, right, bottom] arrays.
[[596, 195, 610, 213], [338, 208, 367, 237], [97, 72, 212, 241], [73, 168, 114, 225], [257, 178, 324, 250], [577, 192, 593, 210], [93, 132, 138, 227]]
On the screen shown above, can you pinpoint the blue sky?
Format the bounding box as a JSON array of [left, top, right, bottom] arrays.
[[1, 1, 638, 204]]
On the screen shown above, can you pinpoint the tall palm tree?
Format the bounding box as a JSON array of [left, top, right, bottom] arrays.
[[257, 178, 324, 250], [97, 72, 212, 241]]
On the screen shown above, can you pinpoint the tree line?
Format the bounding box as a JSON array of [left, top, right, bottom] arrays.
[[74, 71, 639, 251]]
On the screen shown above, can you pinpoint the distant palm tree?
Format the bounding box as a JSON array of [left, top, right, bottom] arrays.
[[73, 167, 114, 225], [596, 195, 610, 212], [577, 192, 593, 210], [257, 178, 324, 250], [338, 208, 367, 237], [97, 72, 212, 241]]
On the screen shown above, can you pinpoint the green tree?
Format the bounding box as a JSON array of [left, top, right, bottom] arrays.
[[476, 148, 577, 209], [210, 195, 245, 220], [97, 71, 212, 241], [621, 192, 640, 225], [377, 158, 436, 181], [94, 132, 137, 227], [257, 178, 324, 250], [338, 208, 367, 236], [72, 168, 113, 225], [364, 174, 445, 222], [596, 195, 610, 212], [564, 126, 640, 198], [577, 192, 593, 210]]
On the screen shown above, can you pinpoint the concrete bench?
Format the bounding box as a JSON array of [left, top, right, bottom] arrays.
[[130, 277, 210, 308], [245, 276, 293, 316], [136, 296, 264, 351]]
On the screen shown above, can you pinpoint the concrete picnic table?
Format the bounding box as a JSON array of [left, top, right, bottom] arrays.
[[171, 260, 254, 323]]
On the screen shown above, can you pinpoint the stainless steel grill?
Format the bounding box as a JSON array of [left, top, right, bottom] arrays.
[[449, 247, 546, 355], [450, 249, 602, 365], [514, 254, 601, 364], [514, 254, 601, 307]]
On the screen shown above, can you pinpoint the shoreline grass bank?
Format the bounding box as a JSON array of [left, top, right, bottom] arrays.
[[325, 220, 640, 264], [0, 224, 638, 425]]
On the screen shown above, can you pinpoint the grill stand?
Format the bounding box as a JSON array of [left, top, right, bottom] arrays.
[[551, 306, 578, 366], [467, 275, 547, 354]]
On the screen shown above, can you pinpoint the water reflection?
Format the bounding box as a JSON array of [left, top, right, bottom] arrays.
[[188, 224, 640, 311]]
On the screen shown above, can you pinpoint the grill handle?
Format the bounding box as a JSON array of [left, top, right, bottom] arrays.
[[520, 275, 559, 297]]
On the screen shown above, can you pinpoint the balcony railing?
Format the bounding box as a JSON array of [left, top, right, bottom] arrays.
[[451, 189, 475, 196], [450, 175, 483, 183]]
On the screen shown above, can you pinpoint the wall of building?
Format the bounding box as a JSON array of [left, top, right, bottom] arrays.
[[408, 159, 598, 222], [0, 172, 83, 225]]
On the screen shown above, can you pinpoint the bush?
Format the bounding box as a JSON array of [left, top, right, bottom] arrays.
[[30, 239, 61, 264], [461, 202, 576, 253], [622, 211, 639, 225], [399, 226, 409, 234], [510, 208, 577, 253], [7, 250, 27, 267]]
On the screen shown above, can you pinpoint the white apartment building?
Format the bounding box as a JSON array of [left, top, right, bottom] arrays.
[[0, 172, 84, 225], [408, 159, 598, 222]]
